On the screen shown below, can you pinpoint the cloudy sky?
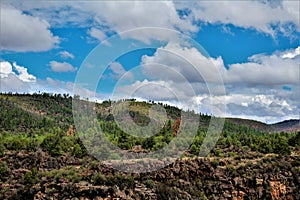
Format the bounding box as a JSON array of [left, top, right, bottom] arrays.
[[0, 0, 299, 123]]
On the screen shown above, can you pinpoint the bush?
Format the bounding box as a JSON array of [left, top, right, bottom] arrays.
[[0, 144, 4, 157], [0, 162, 9, 177], [107, 152, 121, 160], [72, 143, 84, 158], [5, 135, 27, 150], [107, 174, 135, 189], [40, 134, 63, 156], [92, 172, 107, 185], [145, 179, 155, 189], [23, 167, 38, 186]]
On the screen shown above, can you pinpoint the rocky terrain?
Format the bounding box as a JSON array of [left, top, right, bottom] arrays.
[[0, 93, 299, 199], [1, 147, 299, 200]]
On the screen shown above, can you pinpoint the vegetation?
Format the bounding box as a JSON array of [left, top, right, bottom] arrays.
[[0, 93, 299, 199]]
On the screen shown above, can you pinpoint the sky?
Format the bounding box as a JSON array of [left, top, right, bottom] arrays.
[[0, 0, 299, 123]]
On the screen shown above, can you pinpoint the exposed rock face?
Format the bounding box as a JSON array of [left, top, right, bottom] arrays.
[[1, 150, 299, 199]]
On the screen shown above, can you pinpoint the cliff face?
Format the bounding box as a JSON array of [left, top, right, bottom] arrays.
[[1, 149, 299, 200]]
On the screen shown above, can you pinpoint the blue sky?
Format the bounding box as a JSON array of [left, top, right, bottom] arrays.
[[0, 0, 299, 123]]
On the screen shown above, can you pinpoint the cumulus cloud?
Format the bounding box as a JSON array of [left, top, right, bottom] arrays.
[[0, 6, 59, 52], [141, 42, 225, 84], [0, 61, 36, 82], [6, 1, 299, 43], [49, 61, 76, 72], [113, 78, 297, 122], [226, 48, 299, 85], [183, 1, 300, 36], [5, 1, 198, 43], [0, 61, 14, 78], [0, 62, 96, 99], [44, 78, 96, 98], [281, 46, 300, 59], [117, 44, 299, 122], [141, 44, 299, 86], [197, 93, 298, 123], [83, 1, 197, 37], [108, 62, 133, 80], [5, 1, 300, 41], [59, 51, 74, 59], [88, 28, 107, 42], [0, 61, 36, 92], [13, 63, 37, 82]]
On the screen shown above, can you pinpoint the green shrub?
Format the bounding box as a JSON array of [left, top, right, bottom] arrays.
[[23, 167, 38, 186], [0, 161, 9, 177], [106, 174, 135, 189], [72, 143, 84, 158], [145, 179, 155, 189], [40, 134, 63, 156], [107, 152, 121, 160], [0, 144, 4, 157], [5, 135, 27, 150], [92, 172, 107, 185]]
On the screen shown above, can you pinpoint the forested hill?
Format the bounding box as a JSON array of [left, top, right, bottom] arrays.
[[0, 93, 298, 134], [0, 92, 299, 155], [0, 93, 299, 199]]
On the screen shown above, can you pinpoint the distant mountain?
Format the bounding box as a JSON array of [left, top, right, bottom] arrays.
[[271, 119, 300, 133], [226, 118, 300, 133], [225, 118, 271, 132]]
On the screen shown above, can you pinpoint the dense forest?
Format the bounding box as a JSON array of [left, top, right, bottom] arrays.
[[0, 93, 299, 199]]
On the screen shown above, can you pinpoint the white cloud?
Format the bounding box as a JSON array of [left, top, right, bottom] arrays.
[[108, 62, 133, 80], [226, 46, 299, 85], [44, 78, 94, 97], [0, 6, 59, 52], [113, 78, 299, 123], [141, 44, 299, 86], [88, 28, 107, 42], [83, 1, 197, 33], [281, 46, 300, 59], [59, 51, 74, 59], [5, 1, 299, 41], [12, 62, 36, 82], [0, 61, 36, 92], [49, 61, 76, 72], [0, 61, 36, 82], [141, 42, 225, 84], [114, 44, 299, 122], [6, 1, 198, 43], [183, 1, 300, 36], [0, 63, 96, 99], [0, 61, 14, 78]]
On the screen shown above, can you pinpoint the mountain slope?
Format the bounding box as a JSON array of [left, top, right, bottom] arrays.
[[0, 93, 299, 199]]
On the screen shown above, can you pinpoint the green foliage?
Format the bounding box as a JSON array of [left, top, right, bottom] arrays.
[[106, 174, 135, 190], [0, 144, 4, 157], [92, 172, 107, 185], [145, 179, 155, 189], [108, 152, 121, 160], [289, 132, 300, 147], [23, 167, 38, 186], [0, 93, 297, 162], [71, 143, 84, 158], [0, 161, 9, 177], [40, 133, 64, 156]]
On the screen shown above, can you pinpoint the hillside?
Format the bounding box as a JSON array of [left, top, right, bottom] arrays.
[[0, 93, 299, 199], [226, 118, 300, 133]]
